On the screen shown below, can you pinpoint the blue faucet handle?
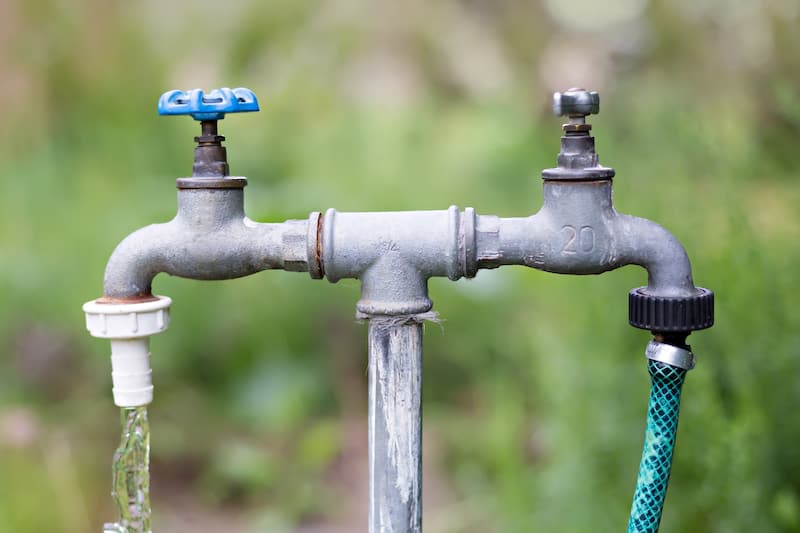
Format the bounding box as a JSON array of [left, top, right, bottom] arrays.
[[157, 87, 259, 121]]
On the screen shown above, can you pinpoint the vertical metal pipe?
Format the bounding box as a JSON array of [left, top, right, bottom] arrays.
[[368, 318, 423, 533]]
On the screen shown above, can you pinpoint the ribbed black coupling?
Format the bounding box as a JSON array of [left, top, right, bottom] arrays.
[[628, 287, 714, 332]]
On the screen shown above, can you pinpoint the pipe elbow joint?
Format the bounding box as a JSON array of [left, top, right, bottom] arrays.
[[615, 215, 714, 332], [615, 215, 696, 298], [103, 223, 172, 300]]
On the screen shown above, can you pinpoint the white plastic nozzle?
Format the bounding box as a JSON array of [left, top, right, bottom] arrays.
[[109, 338, 153, 406], [83, 296, 171, 407]]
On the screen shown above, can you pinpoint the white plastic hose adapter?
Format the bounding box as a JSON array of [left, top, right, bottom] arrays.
[[83, 296, 171, 407]]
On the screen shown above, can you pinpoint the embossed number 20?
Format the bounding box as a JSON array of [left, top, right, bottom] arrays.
[[561, 225, 595, 254]]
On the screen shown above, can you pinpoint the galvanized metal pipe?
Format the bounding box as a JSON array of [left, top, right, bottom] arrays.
[[104, 183, 700, 303], [90, 87, 714, 533], [102, 184, 318, 299], [473, 180, 697, 298], [367, 317, 423, 533], [320, 206, 472, 315]]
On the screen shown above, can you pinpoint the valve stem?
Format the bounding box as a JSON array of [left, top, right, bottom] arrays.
[[157, 88, 259, 178], [563, 115, 592, 135], [553, 87, 599, 136], [551, 88, 602, 171], [193, 120, 229, 177]]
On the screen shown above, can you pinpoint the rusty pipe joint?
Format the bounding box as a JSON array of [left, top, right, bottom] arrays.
[[102, 178, 317, 300], [318, 206, 477, 316]]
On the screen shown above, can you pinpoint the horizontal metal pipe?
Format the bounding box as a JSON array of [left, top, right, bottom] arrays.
[[105, 177, 701, 301], [321, 207, 465, 282]]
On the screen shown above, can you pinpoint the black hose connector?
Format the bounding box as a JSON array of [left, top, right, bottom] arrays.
[[628, 287, 714, 331]]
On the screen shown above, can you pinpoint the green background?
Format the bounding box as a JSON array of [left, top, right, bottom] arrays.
[[1, 0, 799, 531]]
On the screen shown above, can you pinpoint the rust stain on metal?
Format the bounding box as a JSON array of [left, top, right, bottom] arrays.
[[555, 179, 609, 187], [315, 212, 325, 277], [96, 294, 159, 305]]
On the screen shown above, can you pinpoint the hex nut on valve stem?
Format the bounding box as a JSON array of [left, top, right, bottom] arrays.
[[83, 296, 171, 407]]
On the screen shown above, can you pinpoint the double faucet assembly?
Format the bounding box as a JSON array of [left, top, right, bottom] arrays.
[[84, 87, 714, 532]]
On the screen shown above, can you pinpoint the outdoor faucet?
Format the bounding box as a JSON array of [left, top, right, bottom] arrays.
[[84, 86, 714, 533], [101, 88, 317, 302], [475, 88, 713, 328], [85, 88, 320, 408]]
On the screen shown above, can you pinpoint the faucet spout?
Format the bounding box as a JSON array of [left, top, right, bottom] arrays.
[[102, 185, 317, 300], [476, 180, 700, 296], [614, 214, 696, 298]]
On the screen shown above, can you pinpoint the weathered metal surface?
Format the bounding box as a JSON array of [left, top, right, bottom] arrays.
[[192, 120, 230, 177], [367, 318, 423, 533], [175, 176, 247, 189], [320, 205, 475, 316], [307, 211, 324, 280], [102, 187, 312, 298], [473, 180, 698, 297], [106, 85, 705, 306], [95, 294, 162, 305], [553, 88, 600, 117], [95, 87, 714, 533]]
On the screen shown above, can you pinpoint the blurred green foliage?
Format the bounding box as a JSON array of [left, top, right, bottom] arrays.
[[1, 0, 800, 531]]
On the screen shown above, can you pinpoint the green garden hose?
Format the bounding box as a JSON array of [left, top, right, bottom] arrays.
[[627, 357, 689, 533]]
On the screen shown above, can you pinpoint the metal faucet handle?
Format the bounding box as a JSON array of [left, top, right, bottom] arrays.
[[157, 87, 259, 121], [553, 88, 599, 118], [158, 88, 259, 178]]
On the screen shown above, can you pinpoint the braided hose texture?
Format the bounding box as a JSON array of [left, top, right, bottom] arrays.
[[627, 360, 687, 533]]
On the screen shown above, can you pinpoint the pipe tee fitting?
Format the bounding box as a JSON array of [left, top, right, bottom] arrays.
[[319, 206, 477, 315]]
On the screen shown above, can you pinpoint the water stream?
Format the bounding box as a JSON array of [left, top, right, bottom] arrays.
[[103, 406, 151, 533]]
